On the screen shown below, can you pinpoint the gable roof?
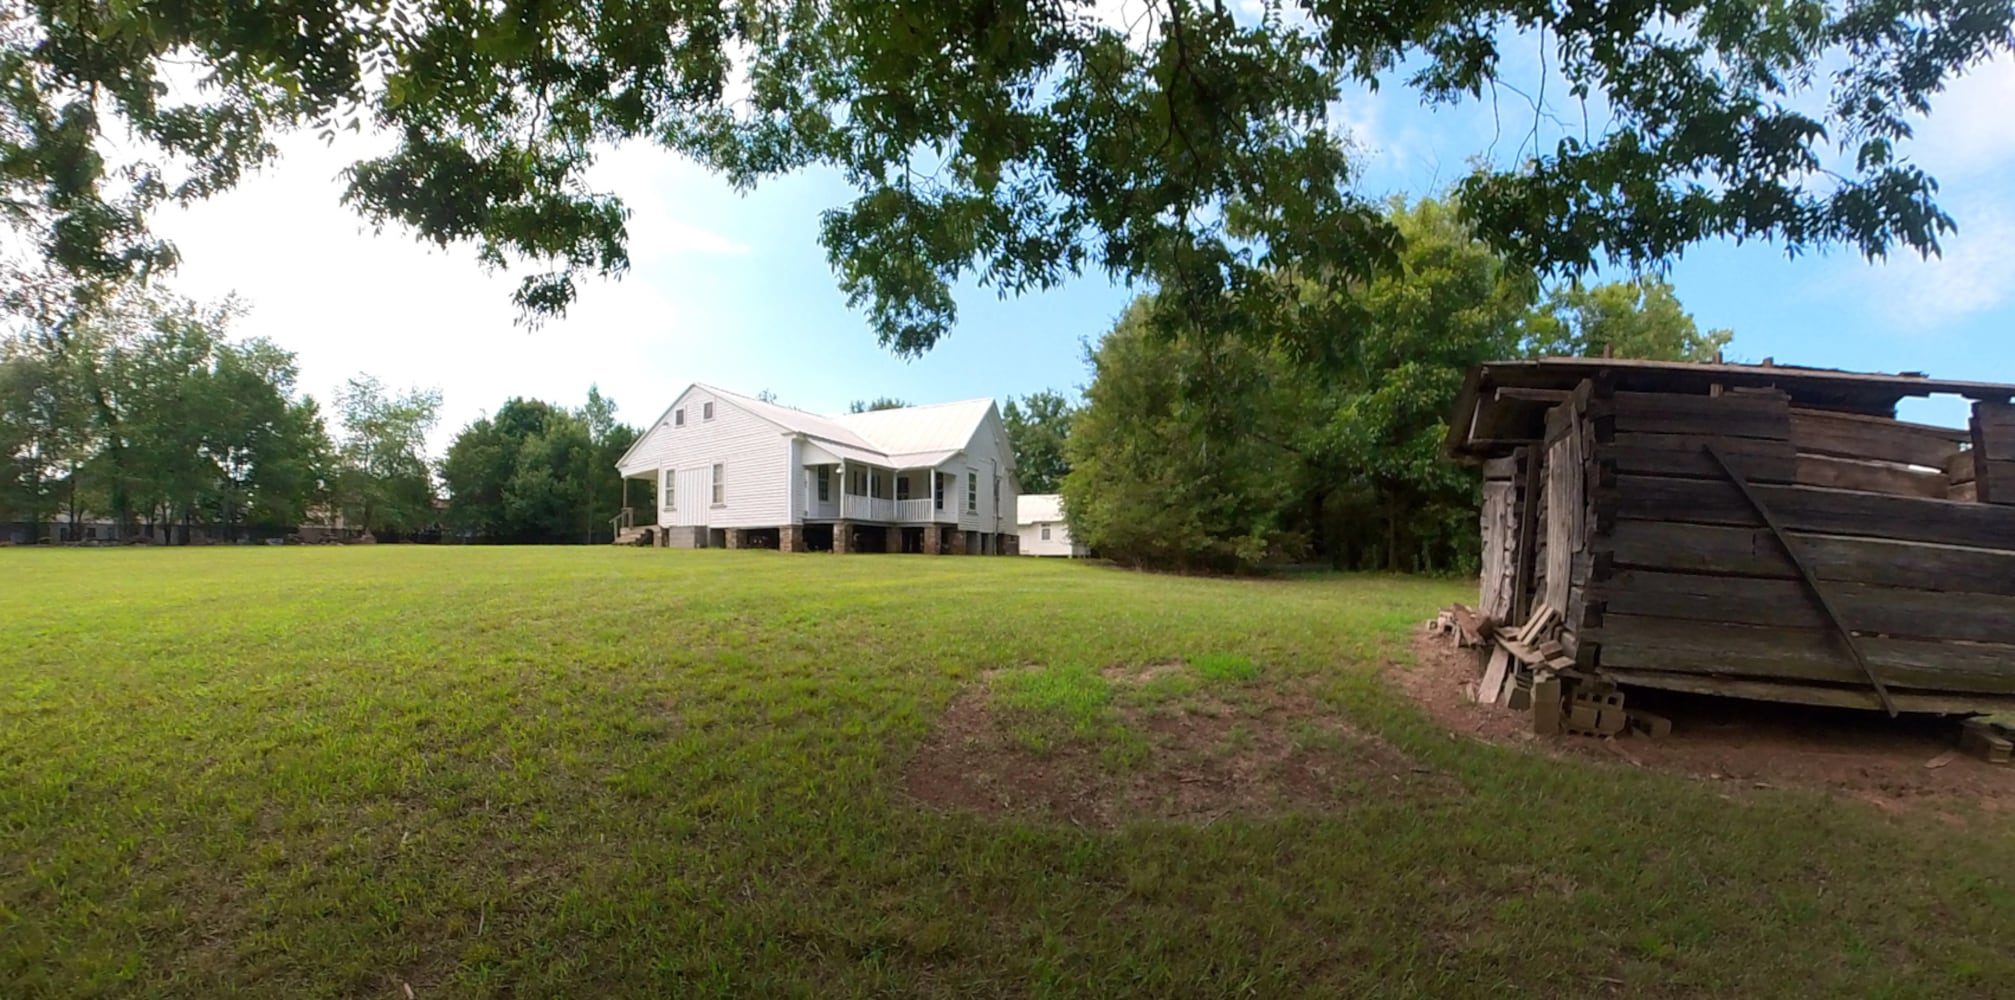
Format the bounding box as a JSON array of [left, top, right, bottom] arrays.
[[622, 383, 1005, 470], [1018, 494, 1064, 525]]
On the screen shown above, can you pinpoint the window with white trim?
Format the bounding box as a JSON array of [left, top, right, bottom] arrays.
[[1040, 525, 1051, 540], [966, 469, 978, 511], [896, 475, 912, 501], [702, 401, 715, 421], [711, 463, 725, 505], [817, 467, 831, 502], [934, 473, 945, 509], [674, 408, 686, 426], [664, 470, 676, 509]]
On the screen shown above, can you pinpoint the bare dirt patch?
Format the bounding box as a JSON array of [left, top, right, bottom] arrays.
[[1399, 626, 2015, 813], [905, 678, 1456, 826]]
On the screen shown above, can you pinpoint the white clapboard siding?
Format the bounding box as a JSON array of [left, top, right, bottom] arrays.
[[626, 387, 793, 529]]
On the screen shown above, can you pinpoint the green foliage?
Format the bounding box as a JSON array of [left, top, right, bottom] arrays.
[[439, 388, 640, 543], [1, 288, 332, 540], [1066, 196, 1738, 573], [2, 1, 2006, 347], [332, 375, 441, 537], [847, 396, 910, 413], [1001, 390, 1076, 494], [1524, 279, 1734, 363]]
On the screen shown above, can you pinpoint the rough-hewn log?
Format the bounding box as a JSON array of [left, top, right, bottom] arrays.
[[1790, 408, 1966, 469], [1591, 391, 1791, 440], [1596, 433, 1797, 481], [1793, 454, 1947, 498], [1595, 569, 2015, 645], [1974, 401, 2015, 462], [1605, 475, 2015, 549], [1600, 668, 2015, 715], [1597, 519, 2015, 593], [1591, 614, 2015, 693], [1979, 460, 2015, 506]]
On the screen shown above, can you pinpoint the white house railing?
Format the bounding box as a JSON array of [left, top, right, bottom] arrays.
[[894, 498, 936, 523], [841, 495, 895, 522]]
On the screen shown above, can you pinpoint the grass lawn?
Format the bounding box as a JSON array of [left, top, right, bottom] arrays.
[[3, 547, 2011, 998]]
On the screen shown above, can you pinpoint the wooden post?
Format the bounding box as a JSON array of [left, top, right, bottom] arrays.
[[1971, 401, 2015, 504]]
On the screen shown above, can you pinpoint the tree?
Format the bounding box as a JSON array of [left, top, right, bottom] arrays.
[[3, 286, 333, 541], [1065, 196, 1739, 573], [848, 397, 909, 413], [2, 2, 2004, 352], [439, 388, 641, 543], [333, 376, 441, 537], [1523, 279, 1734, 363], [1001, 391, 1077, 494]]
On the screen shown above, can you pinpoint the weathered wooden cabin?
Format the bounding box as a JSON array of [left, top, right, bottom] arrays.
[[1447, 357, 2015, 718]]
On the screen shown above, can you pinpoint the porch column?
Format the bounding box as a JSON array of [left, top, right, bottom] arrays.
[[724, 529, 743, 549], [923, 524, 941, 556], [779, 525, 800, 553], [834, 520, 851, 554]]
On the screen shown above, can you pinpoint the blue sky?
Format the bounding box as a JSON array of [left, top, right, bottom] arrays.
[[149, 27, 2015, 447]]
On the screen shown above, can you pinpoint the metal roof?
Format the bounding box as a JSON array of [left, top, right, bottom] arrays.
[[701, 385, 997, 468]]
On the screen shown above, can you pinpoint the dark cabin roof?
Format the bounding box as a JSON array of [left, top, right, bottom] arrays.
[[1446, 357, 2015, 460]]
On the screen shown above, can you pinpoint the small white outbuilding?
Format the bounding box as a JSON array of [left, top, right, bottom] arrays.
[[1016, 494, 1085, 557]]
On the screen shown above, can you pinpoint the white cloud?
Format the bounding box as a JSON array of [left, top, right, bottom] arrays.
[[1857, 198, 2015, 329], [1908, 54, 2015, 178], [147, 131, 750, 452]]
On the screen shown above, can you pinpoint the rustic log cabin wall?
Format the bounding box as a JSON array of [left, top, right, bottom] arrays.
[[1449, 359, 2015, 716]]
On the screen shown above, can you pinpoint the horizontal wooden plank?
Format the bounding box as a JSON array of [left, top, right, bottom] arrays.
[[1606, 475, 2015, 549], [1596, 433, 1797, 482], [1951, 481, 1978, 503], [1483, 456, 1519, 480], [1596, 569, 2015, 644], [1591, 614, 2015, 693], [1599, 669, 2015, 715], [1598, 519, 2015, 595], [1596, 391, 1791, 440], [1790, 407, 1966, 469], [1794, 454, 1946, 498]]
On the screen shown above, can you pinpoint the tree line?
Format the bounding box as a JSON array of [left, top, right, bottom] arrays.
[[2, 287, 642, 544], [1008, 198, 1732, 575]]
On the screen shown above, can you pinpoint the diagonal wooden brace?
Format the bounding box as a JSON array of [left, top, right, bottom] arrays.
[[1703, 442, 1899, 716]]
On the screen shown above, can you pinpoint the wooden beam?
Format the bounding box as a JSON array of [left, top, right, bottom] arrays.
[[1606, 474, 2015, 550], [1511, 445, 1543, 623], [1790, 407, 1968, 470], [1704, 443, 1896, 714], [1793, 454, 1947, 498], [1595, 569, 2015, 645], [1496, 387, 1573, 403], [1592, 391, 1792, 440], [1599, 668, 2015, 715], [1593, 614, 2015, 694], [1598, 519, 2015, 596], [1597, 433, 1797, 482]]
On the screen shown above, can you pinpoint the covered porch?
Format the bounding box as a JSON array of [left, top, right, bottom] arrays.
[[801, 458, 955, 525]]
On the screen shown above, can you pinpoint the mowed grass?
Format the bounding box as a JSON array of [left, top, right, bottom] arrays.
[[2, 548, 2011, 998]]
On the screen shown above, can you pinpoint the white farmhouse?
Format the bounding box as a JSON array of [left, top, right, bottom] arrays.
[[614, 385, 1020, 554], [1016, 494, 1086, 557]]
